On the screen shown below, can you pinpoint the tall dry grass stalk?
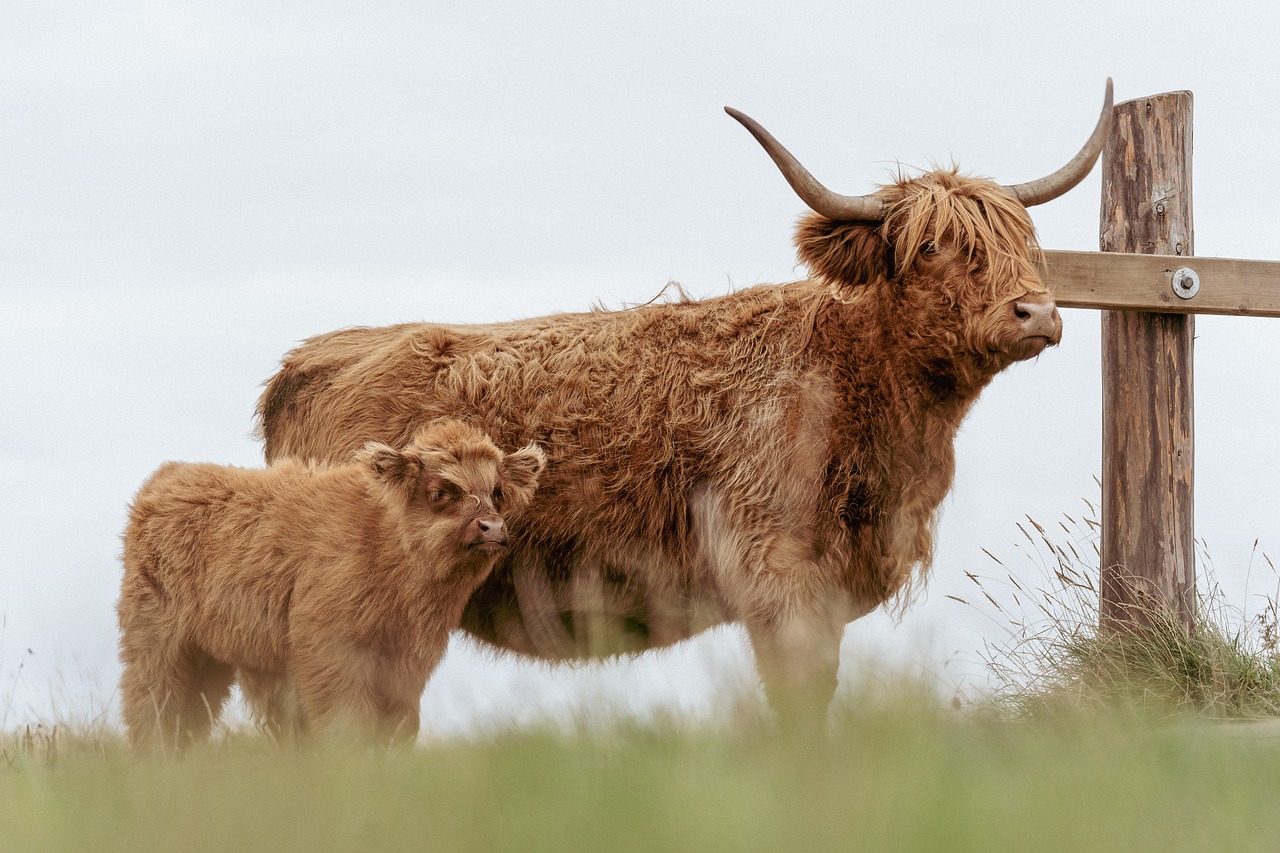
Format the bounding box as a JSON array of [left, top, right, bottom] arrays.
[[958, 499, 1280, 722]]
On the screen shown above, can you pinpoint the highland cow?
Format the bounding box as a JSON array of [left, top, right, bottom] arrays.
[[255, 83, 1113, 726], [118, 420, 545, 751]]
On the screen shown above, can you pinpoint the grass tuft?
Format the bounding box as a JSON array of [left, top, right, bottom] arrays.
[[968, 501, 1280, 723]]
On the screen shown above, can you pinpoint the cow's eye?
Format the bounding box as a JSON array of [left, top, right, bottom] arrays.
[[492, 487, 504, 505], [920, 240, 936, 256]]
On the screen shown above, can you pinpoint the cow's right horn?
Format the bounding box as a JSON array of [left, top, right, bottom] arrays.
[[725, 106, 888, 223], [1000, 78, 1114, 207]]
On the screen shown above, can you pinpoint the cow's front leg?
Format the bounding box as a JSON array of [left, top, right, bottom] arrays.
[[691, 488, 848, 730], [744, 607, 843, 733]]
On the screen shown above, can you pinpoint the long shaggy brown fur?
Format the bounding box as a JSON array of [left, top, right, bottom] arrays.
[[118, 420, 545, 751], [255, 169, 1061, 721]]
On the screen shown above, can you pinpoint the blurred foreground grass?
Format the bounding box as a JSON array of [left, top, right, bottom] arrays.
[[6, 506, 1278, 852], [4, 701, 1279, 853]]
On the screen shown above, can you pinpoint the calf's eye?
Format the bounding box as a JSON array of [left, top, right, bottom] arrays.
[[920, 240, 936, 256]]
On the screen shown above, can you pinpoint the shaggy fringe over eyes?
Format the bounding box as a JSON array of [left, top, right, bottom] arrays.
[[885, 168, 1046, 295], [794, 169, 1046, 302]]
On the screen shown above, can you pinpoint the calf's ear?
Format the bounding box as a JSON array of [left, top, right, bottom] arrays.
[[794, 213, 891, 297], [499, 444, 547, 510], [354, 441, 419, 483]]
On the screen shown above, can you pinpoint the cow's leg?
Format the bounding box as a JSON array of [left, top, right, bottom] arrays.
[[691, 486, 847, 730], [120, 639, 233, 753], [178, 654, 236, 748], [240, 670, 304, 743], [744, 607, 843, 733], [370, 656, 430, 748], [380, 696, 422, 748], [120, 641, 190, 753]]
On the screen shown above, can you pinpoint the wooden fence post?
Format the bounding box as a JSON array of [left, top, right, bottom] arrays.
[[1098, 92, 1196, 634]]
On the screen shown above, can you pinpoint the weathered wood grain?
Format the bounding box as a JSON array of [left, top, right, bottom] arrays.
[[1097, 92, 1196, 635], [1044, 249, 1280, 317]]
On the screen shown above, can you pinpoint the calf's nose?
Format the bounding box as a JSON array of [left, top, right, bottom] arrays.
[[476, 516, 508, 546]]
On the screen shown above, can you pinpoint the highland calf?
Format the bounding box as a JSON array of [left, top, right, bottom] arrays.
[[256, 83, 1113, 726], [118, 420, 545, 751]]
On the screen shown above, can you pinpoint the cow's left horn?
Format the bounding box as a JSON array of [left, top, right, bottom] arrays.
[[1001, 78, 1114, 207], [725, 106, 888, 222]]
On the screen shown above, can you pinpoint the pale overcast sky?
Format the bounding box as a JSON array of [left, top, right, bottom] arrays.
[[4, 0, 1279, 733]]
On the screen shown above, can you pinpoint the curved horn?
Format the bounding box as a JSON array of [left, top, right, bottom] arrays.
[[725, 106, 888, 222], [1002, 78, 1114, 207]]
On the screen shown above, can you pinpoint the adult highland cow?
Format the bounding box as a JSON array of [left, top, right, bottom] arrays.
[[258, 82, 1112, 725]]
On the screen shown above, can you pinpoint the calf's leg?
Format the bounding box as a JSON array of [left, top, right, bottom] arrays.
[[120, 642, 234, 753], [291, 641, 384, 746], [239, 670, 304, 742]]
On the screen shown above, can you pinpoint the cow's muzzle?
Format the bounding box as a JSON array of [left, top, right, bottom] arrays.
[[1009, 293, 1062, 360]]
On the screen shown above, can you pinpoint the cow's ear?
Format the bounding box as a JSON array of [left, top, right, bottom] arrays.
[[355, 441, 417, 483], [498, 444, 547, 511], [794, 214, 892, 297]]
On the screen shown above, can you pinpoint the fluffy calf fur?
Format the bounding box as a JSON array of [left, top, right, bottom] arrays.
[[118, 420, 544, 751], [257, 169, 1063, 724]]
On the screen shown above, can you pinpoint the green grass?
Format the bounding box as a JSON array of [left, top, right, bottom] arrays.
[[3, 701, 1279, 853]]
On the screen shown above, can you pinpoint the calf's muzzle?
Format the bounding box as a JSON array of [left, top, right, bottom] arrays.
[[470, 516, 509, 551]]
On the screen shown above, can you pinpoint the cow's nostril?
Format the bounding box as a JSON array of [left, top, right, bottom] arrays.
[[1013, 300, 1055, 324], [1010, 297, 1062, 345]]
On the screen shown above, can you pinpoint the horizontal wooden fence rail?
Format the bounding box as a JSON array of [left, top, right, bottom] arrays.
[[1043, 249, 1280, 318]]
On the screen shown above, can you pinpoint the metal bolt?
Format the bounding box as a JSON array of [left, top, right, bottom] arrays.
[[1171, 267, 1200, 300], [1155, 203, 1165, 216]]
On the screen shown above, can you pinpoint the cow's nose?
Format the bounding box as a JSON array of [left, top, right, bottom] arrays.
[[1013, 294, 1062, 342]]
